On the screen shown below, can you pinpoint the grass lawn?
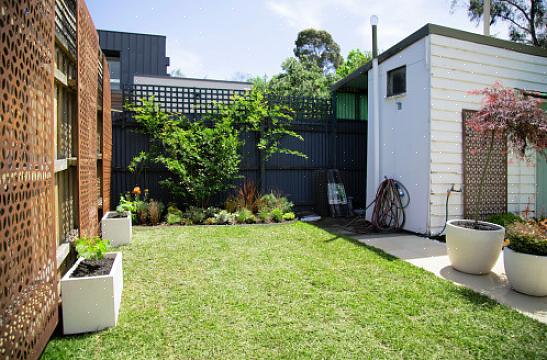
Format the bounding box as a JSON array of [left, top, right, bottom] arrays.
[[43, 222, 546, 359]]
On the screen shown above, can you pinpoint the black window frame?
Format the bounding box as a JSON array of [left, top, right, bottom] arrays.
[[387, 65, 406, 97]]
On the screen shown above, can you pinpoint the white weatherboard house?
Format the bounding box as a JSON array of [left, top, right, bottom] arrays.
[[333, 24, 547, 236]]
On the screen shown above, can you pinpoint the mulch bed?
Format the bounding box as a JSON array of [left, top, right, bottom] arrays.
[[71, 258, 114, 278]]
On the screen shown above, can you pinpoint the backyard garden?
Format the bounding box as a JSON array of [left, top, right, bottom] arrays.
[[44, 223, 547, 359]]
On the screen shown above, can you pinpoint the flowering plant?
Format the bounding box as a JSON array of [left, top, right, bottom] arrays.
[[467, 82, 546, 223]]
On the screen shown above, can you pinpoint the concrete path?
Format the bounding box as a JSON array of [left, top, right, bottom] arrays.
[[324, 226, 547, 324]]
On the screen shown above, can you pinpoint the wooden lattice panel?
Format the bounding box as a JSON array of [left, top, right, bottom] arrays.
[[102, 56, 112, 213], [0, 1, 58, 359], [463, 110, 507, 219], [77, 0, 99, 236]]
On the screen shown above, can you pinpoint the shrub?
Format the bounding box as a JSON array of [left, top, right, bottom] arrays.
[[181, 218, 193, 226], [128, 98, 242, 208], [487, 213, 524, 227], [148, 201, 164, 225], [135, 201, 149, 224], [236, 208, 254, 224], [75, 236, 110, 260], [271, 208, 284, 223], [167, 213, 182, 225], [167, 203, 183, 216], [204, 217, 216, 225], [258, 210, 272, 223], [506, 222, 547, 256], [283, 212, 296, 221], [186, 206, 207, 225], [257, 192, 293, 214], [214, 210, 236, 225]]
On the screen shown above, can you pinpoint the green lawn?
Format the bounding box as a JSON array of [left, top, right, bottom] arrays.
[[43, 222, 546, 359]]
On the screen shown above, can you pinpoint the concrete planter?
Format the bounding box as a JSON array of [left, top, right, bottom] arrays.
[[504, 248, 547, 296], [102, 211, 132, 247], [60, 252, 123, 335], [446, 219, 505, 274]]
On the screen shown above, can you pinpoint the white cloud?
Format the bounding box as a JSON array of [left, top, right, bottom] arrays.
[[166, 40, 206, 78]]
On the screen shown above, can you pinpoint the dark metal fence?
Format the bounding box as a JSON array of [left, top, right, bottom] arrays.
[[111, 84, 366, 211]]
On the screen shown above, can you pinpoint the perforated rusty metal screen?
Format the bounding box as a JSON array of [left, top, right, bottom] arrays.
[[462, 110, 507, 219], [77, 0, 99, 236], [0, 1, 58, 358], [102, 56, 112, 213]]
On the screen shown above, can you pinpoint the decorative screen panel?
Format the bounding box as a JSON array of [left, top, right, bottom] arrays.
[[463, 110, 507, 219], [77, 0, 99, 236], [0, 1, 58, 359]]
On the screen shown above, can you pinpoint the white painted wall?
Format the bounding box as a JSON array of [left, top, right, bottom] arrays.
[[367, 37, 432, 234], [429, 34, 547, 233]]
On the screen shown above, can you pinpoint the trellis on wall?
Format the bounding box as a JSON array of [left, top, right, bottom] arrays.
[[1, 1, 111, 358], [462, 110, 508, 219], [0, 1, 58, 358], [77, 0, 100, 237]]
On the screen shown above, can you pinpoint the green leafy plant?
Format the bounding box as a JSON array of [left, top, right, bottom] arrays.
[[270, 208, 284, 223], [214, 210, 236, 225], [257, 192, 293, 214], [487, 213, 525, 227], [75, 236, 110, 261], [258, 210, 272, 223], [166, 213, 182, 225], [185, 206, 208, 225], [236, 208, 255, 224], [127, 98, 242, 207], [506, 222, 547, 256], [283, 212, 296, 221]]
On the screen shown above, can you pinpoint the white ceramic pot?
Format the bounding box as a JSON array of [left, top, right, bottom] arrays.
[[504, 248, 547, 296], [446, 219, 505, 275], [61, 252, 123, 335], [101, 211, 132, 247]]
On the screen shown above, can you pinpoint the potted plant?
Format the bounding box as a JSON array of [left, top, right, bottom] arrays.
[[61, 236, 123, 334], [101, 196, 133, 247], [446, 83, 546, 274], [503, 222, 547, 296]]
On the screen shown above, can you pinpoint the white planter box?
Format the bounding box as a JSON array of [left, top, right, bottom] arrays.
[[61, 252, 123, 335], [504, 248, 547, 296], [102, 211, 132, 247], [446, 219, 505, 275]]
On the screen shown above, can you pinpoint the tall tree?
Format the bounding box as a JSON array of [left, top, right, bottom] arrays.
[[268, 57, 334, 99], [293, 29, 343, 73], [336, 49, 373, 79], [453, 0, 546, 47]]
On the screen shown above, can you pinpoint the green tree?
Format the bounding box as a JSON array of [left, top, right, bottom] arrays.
[[127, 98, 242, 207], [453, 0, 546, 47], [216, 88, 307, 192], [294, 29, 343, 73], [268, 57, 334, 99], [336, 49, 372, 79]]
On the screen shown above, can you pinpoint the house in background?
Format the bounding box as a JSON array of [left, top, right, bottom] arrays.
[[97, 30, 171, 110], [333, 24, 547, 235]]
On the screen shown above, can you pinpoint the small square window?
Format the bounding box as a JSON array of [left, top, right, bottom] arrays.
[[387, 65, 406, 97]]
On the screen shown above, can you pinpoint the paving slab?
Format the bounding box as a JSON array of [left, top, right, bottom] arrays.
[[327, 227, 547, 324]]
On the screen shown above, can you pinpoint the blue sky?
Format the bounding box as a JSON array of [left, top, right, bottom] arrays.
[[88, 0, 508, 80]]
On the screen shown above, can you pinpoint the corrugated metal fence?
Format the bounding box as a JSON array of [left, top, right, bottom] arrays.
[[111, 85, 367, 211]]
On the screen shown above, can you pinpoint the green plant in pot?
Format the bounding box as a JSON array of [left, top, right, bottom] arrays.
[[61, 236, 123, 335], [446, 83, 546, 274], [503, 222, 547, 296]]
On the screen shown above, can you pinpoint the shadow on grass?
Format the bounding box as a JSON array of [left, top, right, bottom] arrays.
[[306, 221, 399, 262]]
